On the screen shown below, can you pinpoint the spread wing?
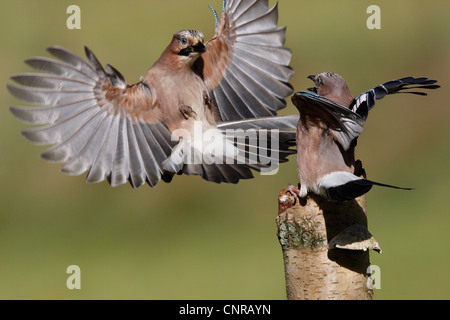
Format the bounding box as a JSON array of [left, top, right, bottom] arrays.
[[349, 76, 440, 120], [8, 46, 176, 188], [197, 0, 294, 121], [292, 91, 365, 151]]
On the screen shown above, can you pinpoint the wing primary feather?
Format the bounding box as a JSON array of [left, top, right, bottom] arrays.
[[11, 73, 94, 89], [87, 115, 121, 184], [126, 119, 147, 189], [61, 112, 112, 176], [110, 117, 130, 187], [25, 57, 97, 83], [40, 109, 106, 162], [20, 101, 100, 145], [47, 46, 97, 77], [84, 46, 106, 75]]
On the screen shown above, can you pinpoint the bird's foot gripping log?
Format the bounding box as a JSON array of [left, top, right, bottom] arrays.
[[276, 175, 381, 300]]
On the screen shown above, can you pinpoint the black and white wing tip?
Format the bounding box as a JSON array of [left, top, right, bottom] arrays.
[[350, 76, 440, 120]]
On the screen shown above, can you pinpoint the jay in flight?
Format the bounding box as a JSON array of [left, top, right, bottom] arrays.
[[290, 72, 440, 202], [8, 0, 298, 188]]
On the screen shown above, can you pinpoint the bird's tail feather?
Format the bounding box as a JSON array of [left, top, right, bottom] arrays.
[[319, 171, 412, 202], [162, 116, 298, 184]]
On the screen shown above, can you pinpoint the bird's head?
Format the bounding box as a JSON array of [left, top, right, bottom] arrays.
[[307, 72, 347, 96], [307, 72, 354, 106], [169, 30, 206, 66]]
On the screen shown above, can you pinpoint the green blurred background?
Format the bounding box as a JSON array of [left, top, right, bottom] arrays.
[[0, 0, 448, 299]]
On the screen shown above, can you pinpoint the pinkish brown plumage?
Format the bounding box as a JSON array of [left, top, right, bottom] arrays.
[[291, 72, 438, 202], [8, 0, 296, 188]]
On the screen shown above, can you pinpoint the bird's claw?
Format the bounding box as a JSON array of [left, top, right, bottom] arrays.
[[286, 183, 311, 206], [179, 104, 198, 120], [286, 183, 303, 206], [286, 183, 300, 197]]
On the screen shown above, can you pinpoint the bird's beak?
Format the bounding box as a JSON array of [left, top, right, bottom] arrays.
[[307, 75, 317, 92], [178, 42, 206, 56], [192, 42, 206, 53]]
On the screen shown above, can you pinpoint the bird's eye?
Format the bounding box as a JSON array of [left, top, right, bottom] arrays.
[[180, 37, 188, 46], [316, 76, 323, 85]]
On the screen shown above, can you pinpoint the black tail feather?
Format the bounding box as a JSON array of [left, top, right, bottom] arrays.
[[325, 178, 413, 202]]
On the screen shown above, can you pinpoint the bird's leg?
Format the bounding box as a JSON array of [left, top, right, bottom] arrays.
[[179, 104, 198, 120]]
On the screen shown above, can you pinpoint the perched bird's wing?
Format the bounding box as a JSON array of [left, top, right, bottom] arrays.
[[349, 77, 440, 120], [198, 0, 294, 121], [8, 46, 176, 188], [292, 91, 365, 151]]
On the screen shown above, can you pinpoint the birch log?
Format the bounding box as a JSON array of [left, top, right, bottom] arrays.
[[276, 190, 378, 300]]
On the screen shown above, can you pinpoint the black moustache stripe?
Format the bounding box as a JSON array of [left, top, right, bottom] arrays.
[[178, 47, 192, 56]]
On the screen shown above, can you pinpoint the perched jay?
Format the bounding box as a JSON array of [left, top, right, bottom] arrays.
[[8, 0, 298, 188], [291, 72, 439, 202]]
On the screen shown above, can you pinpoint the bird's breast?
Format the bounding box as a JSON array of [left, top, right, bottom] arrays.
[[297, 122, 353, 191], [146, 70, 214, 135]]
